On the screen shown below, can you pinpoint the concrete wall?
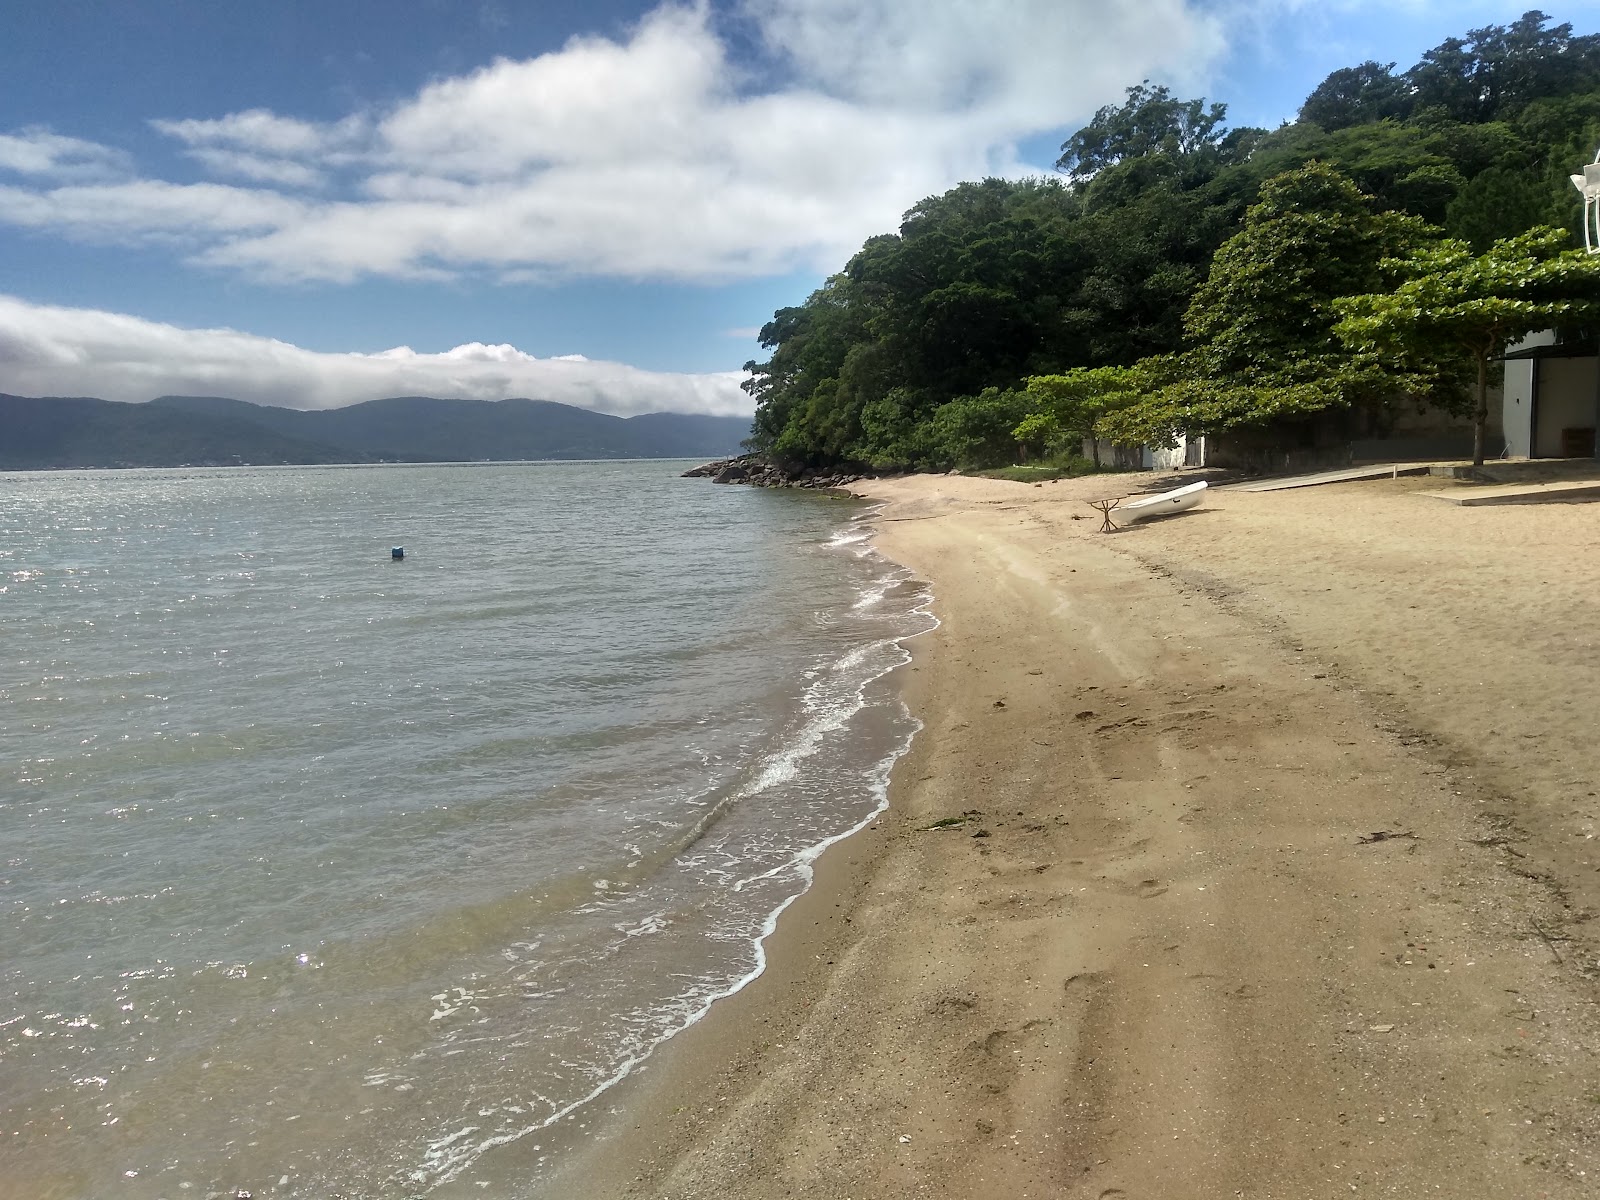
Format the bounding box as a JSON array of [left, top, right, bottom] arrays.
[[1349, 435, 1475, 462], [1089, 440, 1146, 470], [1147, 439, 1189, 471], [1533, 356, 1597, 457]]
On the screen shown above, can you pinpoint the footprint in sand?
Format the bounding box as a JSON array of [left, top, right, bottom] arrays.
[[1135, 879, 1169, 899]]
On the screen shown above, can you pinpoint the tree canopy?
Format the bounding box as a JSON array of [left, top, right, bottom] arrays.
[[1336, 226, 1600, 462], [744, 10, 1600, 473], [1055, 82, 1238, 183], [1100, 163, 1466, 450]]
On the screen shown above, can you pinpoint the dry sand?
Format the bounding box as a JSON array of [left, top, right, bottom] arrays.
[[560, 470, 1600, 1199]]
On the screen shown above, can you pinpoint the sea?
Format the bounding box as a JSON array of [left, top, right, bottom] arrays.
[[0, 460, 933, 1200]]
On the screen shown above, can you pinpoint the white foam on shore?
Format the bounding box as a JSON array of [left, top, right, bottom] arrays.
[[825, 527, 873, 548], [403, 513, 940, 1194]]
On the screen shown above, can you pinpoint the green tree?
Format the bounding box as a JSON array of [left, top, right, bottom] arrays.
[[1186, 164, 1434, 376], [1022, 366, 1145, 466], [742, 10, 1600, 474], [1056, 82, 1236, 182], [925, 388, 1034, 469], [1445, 163, 1563, 250], [1117, 164, 1447, 444], [1408, 12, 1600, 125], [1300, 61, 1412, 131], [1335, 226, 1600, 464], [743, 277, 865, 463]]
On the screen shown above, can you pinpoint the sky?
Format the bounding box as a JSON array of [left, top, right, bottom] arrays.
[[2, 0, 1597, 415]]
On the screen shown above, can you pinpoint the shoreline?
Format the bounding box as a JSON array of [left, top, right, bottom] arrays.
[[513, 502, 935, 1200], [560, 470, 1600, 1199]]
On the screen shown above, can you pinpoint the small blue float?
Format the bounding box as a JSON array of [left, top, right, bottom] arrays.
[[391, 546, 405, 560]]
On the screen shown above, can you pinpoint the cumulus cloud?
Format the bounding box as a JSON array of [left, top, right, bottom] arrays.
[[0, 295, 749, 416], [0, 0, 1228, 284]]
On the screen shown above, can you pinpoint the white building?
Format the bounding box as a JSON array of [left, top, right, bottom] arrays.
[[1501, 331, 1599, 458]]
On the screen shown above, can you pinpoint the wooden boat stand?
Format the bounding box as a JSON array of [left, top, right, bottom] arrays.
[[1085, 495, 1124, 533]]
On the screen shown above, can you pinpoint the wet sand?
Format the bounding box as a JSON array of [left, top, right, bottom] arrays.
[[569, 470, 1600, 1199]]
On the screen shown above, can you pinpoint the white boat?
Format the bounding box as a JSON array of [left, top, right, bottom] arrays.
[[1116, 479, 1208, 525]]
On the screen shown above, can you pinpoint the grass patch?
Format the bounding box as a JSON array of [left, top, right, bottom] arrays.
[[975, 465, 1074, 482], [972, 456, 1130, 483]]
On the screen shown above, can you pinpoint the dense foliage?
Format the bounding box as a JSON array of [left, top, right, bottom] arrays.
[[1336, 227, 1600, 462], [744, 11, 1600, 471]]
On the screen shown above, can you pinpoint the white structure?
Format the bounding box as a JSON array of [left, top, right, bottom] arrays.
[[1145, 436, 1203, 470], [1085, 434, 1205, 470], [1501, 331, 1599, 458], [1570, 153, 1600, 252]]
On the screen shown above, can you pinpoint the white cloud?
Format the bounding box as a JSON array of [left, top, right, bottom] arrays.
[[152, 109, 365, 157], [0, 127, 129, 181], [184, 148, 328, 189], [0, 1, 1229, 284], [0, 295, 749, 416], [152, 109, 368, 188], [0, 180, 305, 240], [745, 0, 1219, 119]]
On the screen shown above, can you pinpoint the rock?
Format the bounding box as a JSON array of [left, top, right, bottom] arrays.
[[682, 453, 866, 491]]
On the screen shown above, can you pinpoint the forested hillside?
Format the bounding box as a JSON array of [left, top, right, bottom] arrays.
[[744, 11, 1600, 471], [0, 394, 752, 470]]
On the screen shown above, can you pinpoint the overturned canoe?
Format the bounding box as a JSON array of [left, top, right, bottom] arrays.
[[1117, 479, 1208, 525]]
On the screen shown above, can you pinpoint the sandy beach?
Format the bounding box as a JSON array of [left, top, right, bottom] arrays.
[[560, 469, 1600, 1200]]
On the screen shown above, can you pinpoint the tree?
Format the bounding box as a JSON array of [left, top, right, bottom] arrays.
[[1099, 164, 1474, 450], [1300, 61, 1412, 131], [1335, 226, 1600, 464], [1022, 366, 1145, 466], [1445, 163, 1564, 250], [743, 11, 1600, 474], [1187, 165, 1434, 371], [1408, 12, 1600, 125], [1115, 165, 1447, 442], [1056, 82, 1234, 182], [743, 278, 865, 463], [925, 388, 1033, 469]]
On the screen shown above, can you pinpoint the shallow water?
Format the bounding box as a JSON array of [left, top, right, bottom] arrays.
[[0, 461, 931, 1198]]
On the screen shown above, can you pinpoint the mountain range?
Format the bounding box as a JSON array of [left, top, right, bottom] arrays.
[[0, 393, 753, 470]]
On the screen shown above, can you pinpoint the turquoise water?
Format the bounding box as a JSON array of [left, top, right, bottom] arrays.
[[0, 461, 930, 1199]]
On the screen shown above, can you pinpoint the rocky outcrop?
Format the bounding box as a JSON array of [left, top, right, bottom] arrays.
[[682, 454, 864, 493]]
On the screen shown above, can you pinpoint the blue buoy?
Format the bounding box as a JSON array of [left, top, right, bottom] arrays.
[[391, 546, 405, 560]]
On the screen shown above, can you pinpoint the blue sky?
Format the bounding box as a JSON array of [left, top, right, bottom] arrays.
[[2, 1, 1596, 413]]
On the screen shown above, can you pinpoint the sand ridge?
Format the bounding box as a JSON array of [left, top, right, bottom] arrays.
[[568, 471, 1600, 1200]]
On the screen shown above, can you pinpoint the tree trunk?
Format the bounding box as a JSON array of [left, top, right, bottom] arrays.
[[1090, 437, 1101, 469], [1473, 353, 1488, 467]]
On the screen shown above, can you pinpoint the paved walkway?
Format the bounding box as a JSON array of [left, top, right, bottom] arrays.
[[1423, 478, 1600, 506], [1236, 463, 1432, 492]]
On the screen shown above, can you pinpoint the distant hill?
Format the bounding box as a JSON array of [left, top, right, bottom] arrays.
[[0, 393, 753, 470], [0, 394, 389, 470]]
